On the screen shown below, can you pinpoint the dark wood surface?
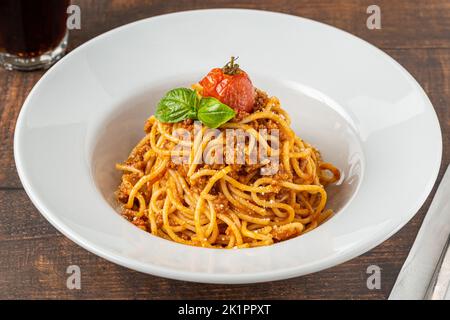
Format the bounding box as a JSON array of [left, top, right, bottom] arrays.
[[0, 0, 449, 299]]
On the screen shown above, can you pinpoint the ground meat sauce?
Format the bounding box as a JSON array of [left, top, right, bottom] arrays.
[[253, 89, 269, 111], [271, 224, 302, 241], [117, 88, 301, 242]]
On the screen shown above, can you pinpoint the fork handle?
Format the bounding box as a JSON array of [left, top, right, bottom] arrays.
[[424, 235, 450, 299]]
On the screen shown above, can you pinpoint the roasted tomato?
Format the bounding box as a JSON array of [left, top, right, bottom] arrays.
[[199, 57, 255, 113]]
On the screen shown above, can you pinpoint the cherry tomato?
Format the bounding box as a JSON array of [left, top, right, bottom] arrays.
[[199, 66, 255, 113]]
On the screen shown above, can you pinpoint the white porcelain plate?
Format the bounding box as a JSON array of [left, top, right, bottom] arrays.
[[14, 9, 442, 284]]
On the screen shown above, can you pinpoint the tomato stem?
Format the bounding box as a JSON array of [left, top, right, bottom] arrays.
[[222, 56, 240, 75]]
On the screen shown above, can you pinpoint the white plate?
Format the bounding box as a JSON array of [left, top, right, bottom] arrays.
[[14, 9, 442, 284]]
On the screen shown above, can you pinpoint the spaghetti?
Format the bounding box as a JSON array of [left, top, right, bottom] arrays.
[[116, 89, 340, 248]]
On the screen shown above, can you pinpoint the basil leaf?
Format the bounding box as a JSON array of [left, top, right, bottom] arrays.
[[154, 88, 236, 128], [155, 88, 198, 123], [197, 97, 236, 128]]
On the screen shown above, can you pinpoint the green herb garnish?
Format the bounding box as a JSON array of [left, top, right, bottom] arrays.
[[155, 88, 198, 123], [197, 97, 236, 128], [155, 88, 236, 128]]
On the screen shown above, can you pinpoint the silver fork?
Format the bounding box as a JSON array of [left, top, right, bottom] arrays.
[[424, 235, 450, 299], [389, 165, 450, 300]]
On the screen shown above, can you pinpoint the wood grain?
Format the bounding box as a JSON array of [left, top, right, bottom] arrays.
[[0, 0, 449, 300], [67, 0, 450, 49]]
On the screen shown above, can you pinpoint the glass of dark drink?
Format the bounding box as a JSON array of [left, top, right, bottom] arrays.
[[0, 0, 70, 71]]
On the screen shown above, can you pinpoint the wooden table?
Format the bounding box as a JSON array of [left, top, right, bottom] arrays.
[[1, 0, 449, 299]]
